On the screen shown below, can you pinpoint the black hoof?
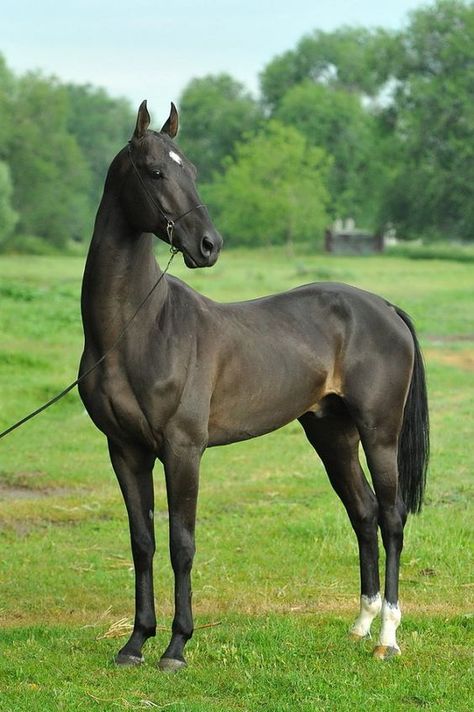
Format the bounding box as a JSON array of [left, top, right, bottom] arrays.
[[115, 651, 144, 666], [158, 657, 187, 673]]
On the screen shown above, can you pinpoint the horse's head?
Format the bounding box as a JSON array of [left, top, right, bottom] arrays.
[[120, 101, 222, 268]]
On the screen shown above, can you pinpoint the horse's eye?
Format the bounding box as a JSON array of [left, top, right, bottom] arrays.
[[151, 169, 162, 179]]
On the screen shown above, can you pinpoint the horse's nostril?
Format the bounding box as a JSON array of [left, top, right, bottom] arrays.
[[201, 235, 214, 257]]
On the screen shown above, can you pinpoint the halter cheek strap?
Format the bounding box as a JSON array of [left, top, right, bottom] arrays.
[[127, 143, 206, 252]]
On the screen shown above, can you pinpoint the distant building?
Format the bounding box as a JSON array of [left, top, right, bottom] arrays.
[[325, 219, 384, 254]]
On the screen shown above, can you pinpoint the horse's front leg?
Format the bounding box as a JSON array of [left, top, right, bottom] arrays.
[[108, 439, 157, 665], [158, 439, 201, 672]]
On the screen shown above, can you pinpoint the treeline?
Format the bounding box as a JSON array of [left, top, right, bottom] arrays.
[[179, 0, 474, 247], [0, 59, 134, 252], [0, 0, 473, 252]]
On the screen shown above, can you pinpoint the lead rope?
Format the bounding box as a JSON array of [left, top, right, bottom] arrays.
[[0, 250, 176, 441]]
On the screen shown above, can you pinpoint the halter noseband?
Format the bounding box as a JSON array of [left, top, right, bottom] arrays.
[[127, 143, 206, 253]]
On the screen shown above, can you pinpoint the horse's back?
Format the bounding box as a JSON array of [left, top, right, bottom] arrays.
[[197, 281, 414, 445]]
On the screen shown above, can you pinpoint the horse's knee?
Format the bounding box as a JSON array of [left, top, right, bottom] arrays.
[[172, 545, 195, 574], [132, 531, 155, 566], [170, 529, 195, 574]]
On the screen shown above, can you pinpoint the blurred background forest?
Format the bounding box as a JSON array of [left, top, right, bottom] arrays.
[[0, 0, 473, 254]]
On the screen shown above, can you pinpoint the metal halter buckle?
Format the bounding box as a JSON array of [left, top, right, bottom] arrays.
[[166, 220, 179, 254]]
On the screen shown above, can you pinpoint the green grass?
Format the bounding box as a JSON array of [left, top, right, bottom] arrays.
[[385, 241, 474, 263], [0, 246, 473, 711]]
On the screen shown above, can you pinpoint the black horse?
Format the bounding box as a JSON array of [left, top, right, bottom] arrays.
[[79, 101, 429, 670]]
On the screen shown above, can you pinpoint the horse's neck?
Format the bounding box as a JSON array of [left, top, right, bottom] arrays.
[[82, 192, 166, 348]]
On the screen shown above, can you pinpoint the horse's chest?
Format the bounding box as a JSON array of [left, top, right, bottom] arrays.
[[80, 363, 178, 448]]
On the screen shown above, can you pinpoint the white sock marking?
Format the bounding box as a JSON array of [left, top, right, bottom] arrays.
[[378, 599, 401, 649], [350, 593, 382, 637]]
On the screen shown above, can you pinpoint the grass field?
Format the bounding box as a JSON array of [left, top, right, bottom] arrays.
[[0, 246, 473, 711]]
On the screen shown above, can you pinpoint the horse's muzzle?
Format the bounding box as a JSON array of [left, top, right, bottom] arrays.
[[200, 232, 222, 266], [183, 231, 222, 268]]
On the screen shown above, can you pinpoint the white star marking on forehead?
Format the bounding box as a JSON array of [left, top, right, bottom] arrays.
[[169, 150, 183, 166]]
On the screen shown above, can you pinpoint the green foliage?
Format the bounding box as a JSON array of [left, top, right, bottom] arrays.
[[275, 81, 383, 226], [204, 121, 331, 247], [0, 56, 15, 150], [257, 31, 402, 232], [386, 241, 474, 262], [0, 161, 18, 243], [2, 0, 474, 250], [382, 0, 474, 240], [257, 2, 474, 242], [7, 73, 91, 248], [0, 55, 133, 252], [260, 26, 400, 111], [0, 233, 62, 255], [178, 74, 264, 183], [64, 84, 134, 205]]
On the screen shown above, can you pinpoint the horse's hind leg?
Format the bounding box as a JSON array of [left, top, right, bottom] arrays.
[[357, 423, 407, 660], [299, 401, 382, 643]]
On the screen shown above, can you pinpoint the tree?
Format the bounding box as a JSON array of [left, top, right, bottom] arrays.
[[258, 27, 403, 232], [178, 74, 264, 183], [385, 0, 474, 240], [0, 59, 134, 251], [260, 27, 400, 111], [0, 161, 18, 244], [0, 55, 15, 152], [7, 73, 91, 247], [275, 81, 384, 227], [203, 121, 331, 247], [65, 84, 133, 205]]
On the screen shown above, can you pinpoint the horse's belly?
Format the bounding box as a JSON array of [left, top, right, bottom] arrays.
[[207, 370, 328, 446]]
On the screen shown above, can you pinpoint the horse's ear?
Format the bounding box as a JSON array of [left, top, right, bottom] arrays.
[[133, 100, 151, 140], [160, 102, 179, 138]]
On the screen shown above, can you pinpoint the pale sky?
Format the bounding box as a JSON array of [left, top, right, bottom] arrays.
[[2, 0, 428, 120]]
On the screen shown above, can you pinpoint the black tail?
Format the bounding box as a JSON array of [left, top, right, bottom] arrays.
[[395, 308, 430, 514]]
